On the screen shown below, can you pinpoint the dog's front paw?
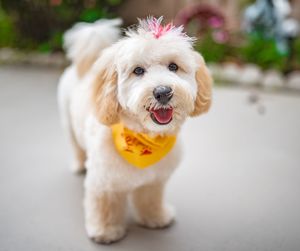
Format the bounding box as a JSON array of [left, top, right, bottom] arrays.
[[137, 204, 175, 229], [86, 225, 127, 244]]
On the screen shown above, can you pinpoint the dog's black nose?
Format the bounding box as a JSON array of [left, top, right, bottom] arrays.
[[153, 86, 173, 104]]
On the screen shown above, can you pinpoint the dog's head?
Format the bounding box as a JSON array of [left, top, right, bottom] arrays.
[[91, 17, 212, 135]]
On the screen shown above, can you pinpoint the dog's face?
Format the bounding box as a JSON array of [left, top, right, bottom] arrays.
[[92, 17, 212, 135]]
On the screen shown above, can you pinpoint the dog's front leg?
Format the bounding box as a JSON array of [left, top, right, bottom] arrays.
[[84, 189, 127, 244], [132, 182, 175, 229]]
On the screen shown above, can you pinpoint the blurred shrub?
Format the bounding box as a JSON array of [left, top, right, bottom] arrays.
[[179, 2, 299, 72], [239, 35, 286, 71], [195, 33, 237, 63], [0, 0, 122, 52], [291, 38, 300, 71], [1, 0, 299, 72], [0, 7, 16, 47], [195, 31, 300, 72]]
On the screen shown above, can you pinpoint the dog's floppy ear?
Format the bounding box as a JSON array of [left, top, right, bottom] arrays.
[[190, 52, 212, 117], [91, 48, 120, 126]]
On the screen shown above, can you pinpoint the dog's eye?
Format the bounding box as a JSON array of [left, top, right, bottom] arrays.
[[133, 67, 145, 76], [168, 63, 178, 72]]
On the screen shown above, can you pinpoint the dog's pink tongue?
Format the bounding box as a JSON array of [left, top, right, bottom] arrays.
[[152, 108, 173, 124]]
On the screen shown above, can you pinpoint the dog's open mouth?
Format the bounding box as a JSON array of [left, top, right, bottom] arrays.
[[149, 107, 173, 125]]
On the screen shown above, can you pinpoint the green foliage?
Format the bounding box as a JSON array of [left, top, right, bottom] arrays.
[[195, 34, 236, 63], [107, 0, 122, 5], [0, 0, 122, 52], [1, 0, 299, 72], [80, 8, 109, 22], [0, 7, 16, 47], [239, 35, 286, 71], [195, 32, 300, 72], [292, 38, 300, 71], [37, 31, 63, 52]]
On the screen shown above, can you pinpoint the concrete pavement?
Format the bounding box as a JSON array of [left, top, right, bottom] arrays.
[[1, 65, 300, 251]]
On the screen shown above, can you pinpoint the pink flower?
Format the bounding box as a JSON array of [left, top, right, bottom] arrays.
[[208, 17, 223, 29], [212, 30, 229, 43]]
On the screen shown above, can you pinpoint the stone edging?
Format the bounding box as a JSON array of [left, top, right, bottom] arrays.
[[209, 63, 300, 91], [0, 48, 68, 68]]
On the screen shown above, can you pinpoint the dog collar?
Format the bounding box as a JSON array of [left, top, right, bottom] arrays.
[[111, 123, 176, 169]]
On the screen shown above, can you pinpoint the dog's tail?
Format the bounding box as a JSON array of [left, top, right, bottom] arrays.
[[63, 18, 122, 77]]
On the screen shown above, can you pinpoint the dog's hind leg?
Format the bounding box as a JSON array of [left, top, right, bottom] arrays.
[[58, 74, 86, 173], [60, 112, 86, 173], [69, 126, 86, 173]]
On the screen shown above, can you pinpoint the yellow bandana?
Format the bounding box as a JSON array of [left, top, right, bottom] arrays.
[[111, 123, 176, 169]]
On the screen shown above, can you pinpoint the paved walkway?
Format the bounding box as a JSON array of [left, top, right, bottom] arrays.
[[1, 65, 300, 251]]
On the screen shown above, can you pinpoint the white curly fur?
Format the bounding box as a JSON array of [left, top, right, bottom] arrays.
[[58, 17, 211, 244]]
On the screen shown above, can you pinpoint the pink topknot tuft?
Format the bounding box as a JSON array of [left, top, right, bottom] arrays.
[[125, 16, 195, 45], [146, 16, 173, 38]]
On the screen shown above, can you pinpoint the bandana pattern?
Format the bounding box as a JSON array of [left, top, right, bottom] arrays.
[[111, 123, 176, 169]]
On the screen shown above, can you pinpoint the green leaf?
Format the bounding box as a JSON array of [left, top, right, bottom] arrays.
[[80, 8, 108, 23], [37, 42, 51, 53]]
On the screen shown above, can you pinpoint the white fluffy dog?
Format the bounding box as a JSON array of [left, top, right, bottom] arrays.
[[58, 17, 212, 244]]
